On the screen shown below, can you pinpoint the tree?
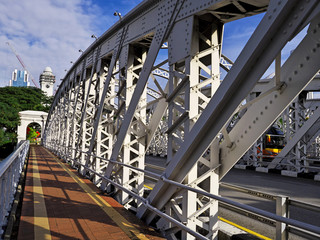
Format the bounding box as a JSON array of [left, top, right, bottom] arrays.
[[27, 127, 40, 143], [0, 86, 52, 158]]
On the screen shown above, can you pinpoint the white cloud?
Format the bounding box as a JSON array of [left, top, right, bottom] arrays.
[[0, 0, 117, 88]]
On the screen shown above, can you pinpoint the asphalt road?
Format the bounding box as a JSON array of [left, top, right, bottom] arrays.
[[221, 168, 320, 205], [220, 168, 320, 228], [145, 156, 320, 237]]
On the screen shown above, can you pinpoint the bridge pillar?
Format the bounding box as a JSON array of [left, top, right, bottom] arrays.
[[93, 58, 113, 184], [283, 96, 308, 173], [163, 15, 223, 239], [112, 45, 148, 210], [67, 73, 82, 165], [78, 68, 92, 172], [60, 80, 71, 160]]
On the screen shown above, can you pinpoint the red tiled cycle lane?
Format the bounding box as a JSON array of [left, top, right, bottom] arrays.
[[18, 145, 164, 240]]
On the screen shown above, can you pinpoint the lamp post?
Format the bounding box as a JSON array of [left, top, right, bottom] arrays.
[[114, 11, 122, 20]]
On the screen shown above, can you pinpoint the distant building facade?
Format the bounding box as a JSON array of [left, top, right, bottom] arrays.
[[9, 69, 30, 87], [39, 67, 55, 96]]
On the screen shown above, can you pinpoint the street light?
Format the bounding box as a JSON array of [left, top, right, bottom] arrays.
[[114, 11, 122, 20]]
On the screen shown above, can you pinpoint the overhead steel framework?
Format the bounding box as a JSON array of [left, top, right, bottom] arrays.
[[43, 0, 320, 239]]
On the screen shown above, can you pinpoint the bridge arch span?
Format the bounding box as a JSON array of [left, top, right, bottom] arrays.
[[42, 0, 320, 239]]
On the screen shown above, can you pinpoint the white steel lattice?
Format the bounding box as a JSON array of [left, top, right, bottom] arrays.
[[42, 0, 320, 239]]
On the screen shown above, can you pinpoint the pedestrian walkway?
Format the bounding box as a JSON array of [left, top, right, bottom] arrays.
[[18, 145, 164, 240]]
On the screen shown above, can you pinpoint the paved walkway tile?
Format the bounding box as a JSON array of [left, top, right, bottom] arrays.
[[18, 145, 164, 240]]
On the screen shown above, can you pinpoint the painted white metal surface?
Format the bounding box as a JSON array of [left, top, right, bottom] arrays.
[[0, 141, 29, 236], [42, 0, 320, 239]]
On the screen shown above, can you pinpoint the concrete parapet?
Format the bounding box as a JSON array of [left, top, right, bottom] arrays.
[[281, 170, 298, 178], [256, 167, 268, 173]]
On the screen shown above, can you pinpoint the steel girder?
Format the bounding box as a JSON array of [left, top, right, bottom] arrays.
[[137, 0, 320, 229], [239, 73, 320, 173], [42, 0, 320, 239]]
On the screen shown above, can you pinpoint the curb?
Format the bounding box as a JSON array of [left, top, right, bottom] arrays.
[[234, 164, 320, 181]]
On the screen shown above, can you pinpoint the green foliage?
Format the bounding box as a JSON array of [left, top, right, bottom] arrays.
[[27, 127, 39, 143], [0, 128, 16, 145], [0, 86, 52, 151]]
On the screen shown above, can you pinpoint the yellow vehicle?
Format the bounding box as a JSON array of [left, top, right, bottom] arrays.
[[258, 125, 285, 159]]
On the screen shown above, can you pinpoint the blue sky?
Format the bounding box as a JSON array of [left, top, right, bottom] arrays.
[[0, 0, 143, 88], [0, 1, 305, 89]]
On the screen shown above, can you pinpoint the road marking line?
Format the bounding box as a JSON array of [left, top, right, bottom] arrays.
[[144, 184, 153, 190], [144, 183, 271, 240], [32, 147, 52, 240], [218, 216, 272, 240], [44, 149, 149, 240]]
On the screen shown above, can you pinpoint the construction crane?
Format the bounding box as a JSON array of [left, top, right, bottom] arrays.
[[6, 42, 39, 88]]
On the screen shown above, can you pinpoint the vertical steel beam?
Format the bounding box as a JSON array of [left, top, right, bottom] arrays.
[[162, 15, 223, 239], [276, 196, 289, 240], [83, 26, 129, 170], [139, 0, 319, 226], [103, 0, 186, 182]]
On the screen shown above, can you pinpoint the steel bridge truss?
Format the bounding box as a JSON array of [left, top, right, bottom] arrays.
[[43, 0, 320, 239]]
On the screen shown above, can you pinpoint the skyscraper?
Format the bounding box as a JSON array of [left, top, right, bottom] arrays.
[[9, 69, 30, 87]]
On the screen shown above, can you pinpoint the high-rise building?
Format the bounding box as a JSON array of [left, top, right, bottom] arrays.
[[9, 69, 30, 87], [39, 67, 55, 96]]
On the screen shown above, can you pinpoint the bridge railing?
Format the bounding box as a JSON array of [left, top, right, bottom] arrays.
[[0, 141, 29, 236], [220, 182, 320, 239], [48, 145, 320, 240]]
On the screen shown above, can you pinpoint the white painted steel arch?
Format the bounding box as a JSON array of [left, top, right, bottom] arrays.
[[43, 0, 320, 239]]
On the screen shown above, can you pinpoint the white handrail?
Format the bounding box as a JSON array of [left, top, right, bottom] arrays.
[[0, 141, 29, 237], [50, 144, 320, 239]]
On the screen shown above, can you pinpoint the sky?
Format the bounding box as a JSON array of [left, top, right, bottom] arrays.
[[0, 0, 306, 89], [0, 0, 142, 88]]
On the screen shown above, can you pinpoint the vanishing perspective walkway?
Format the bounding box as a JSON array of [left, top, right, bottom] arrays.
[[18, 145, 163, 240]]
